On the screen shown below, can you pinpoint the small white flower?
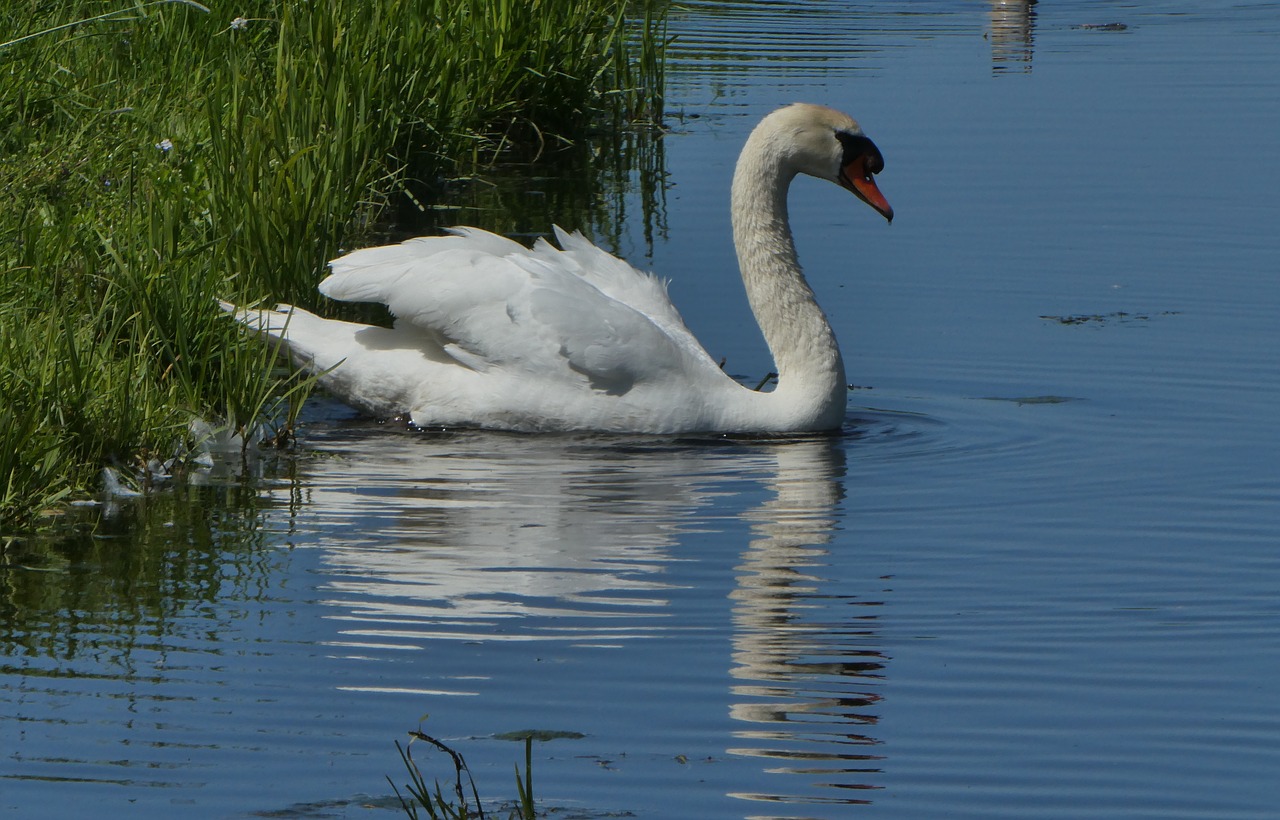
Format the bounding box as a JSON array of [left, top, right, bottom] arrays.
[[156, 138, 173, 152], [230, 16, 248, 30]]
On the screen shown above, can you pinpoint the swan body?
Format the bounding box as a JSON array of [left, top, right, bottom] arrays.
[[227, 103, 892, 434]]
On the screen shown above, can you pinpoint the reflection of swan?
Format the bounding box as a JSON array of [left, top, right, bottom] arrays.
[[989, 0, 1037, 73], [229, 104, 892, 434], [727, 439, 887, 807], [301, 432, 751, 648], [300, 428, 886, 808]]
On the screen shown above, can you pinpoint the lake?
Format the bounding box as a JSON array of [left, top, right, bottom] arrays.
[[4, 1, 1280, 818]]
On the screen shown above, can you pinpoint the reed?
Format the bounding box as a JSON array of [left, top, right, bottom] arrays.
[[390, 731, 537, 820], [0, 0, 666, 531]]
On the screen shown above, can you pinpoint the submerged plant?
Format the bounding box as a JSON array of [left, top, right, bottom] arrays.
[[390, 731, 537, 820]]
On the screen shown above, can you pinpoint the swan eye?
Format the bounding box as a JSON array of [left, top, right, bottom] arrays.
[[833, 130, 893, 222], [835, 131, 885, 176]]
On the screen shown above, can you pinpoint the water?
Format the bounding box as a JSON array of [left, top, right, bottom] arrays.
[[4, 1, 1280, 817]]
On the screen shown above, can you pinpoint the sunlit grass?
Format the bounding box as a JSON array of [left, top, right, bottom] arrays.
[[0, 0, 665, 531]]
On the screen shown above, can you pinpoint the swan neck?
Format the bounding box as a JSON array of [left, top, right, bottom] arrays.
[[730, 134, 846, 427]]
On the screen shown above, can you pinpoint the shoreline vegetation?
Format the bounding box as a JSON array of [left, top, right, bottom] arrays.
[[0, 0, 666, 532]]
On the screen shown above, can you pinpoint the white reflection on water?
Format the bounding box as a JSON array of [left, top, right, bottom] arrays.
[[306, 432, 716, 644], [988, 0, 1037, 73], [729, 438, 886, 806], [292, 421, 888, 810]]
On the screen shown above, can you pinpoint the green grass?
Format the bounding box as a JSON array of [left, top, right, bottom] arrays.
[[0, 0, 665, 532]]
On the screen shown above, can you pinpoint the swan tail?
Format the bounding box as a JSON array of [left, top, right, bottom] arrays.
[[219, 300, 297, 339], [220, 301, 342, 372]]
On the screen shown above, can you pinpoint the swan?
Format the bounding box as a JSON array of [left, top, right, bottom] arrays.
[[226, 103, 893, 434]]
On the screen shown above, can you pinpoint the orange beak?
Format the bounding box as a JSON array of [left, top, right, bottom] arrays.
[[839, 156, 894, 223]]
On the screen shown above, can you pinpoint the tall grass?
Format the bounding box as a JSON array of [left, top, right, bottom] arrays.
[[0, 0, 665, 532]]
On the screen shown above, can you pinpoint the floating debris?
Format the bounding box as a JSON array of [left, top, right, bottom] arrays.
[[101, 467, 143, 499], [492, 729, 586, 742], [1074, 22, 1129, 31], [1039, 311, 1180, 326], [981, 395, 1081, 406]]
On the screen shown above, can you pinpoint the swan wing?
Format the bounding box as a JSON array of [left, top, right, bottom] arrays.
[[320, 228, 717, 394], [538, 226, 691, 338]]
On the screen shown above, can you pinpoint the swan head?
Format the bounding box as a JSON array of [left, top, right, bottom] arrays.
[[759, 103, 894, 223]]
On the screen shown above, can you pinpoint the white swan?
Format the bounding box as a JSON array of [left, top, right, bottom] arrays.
[[228, 103, 893, 434]]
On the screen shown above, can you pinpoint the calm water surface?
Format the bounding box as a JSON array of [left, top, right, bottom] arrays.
[[4, 2, 1280, 818]]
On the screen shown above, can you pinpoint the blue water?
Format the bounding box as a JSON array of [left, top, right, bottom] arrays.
[[4, 2, 1280, 818]]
